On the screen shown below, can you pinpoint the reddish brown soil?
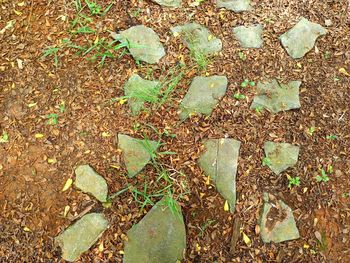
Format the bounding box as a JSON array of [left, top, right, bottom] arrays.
[[1, 0, 350, 262]]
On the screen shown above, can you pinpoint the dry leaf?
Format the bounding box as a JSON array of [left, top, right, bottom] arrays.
[[224, 200, 229, 211], [241, 231, 252, 247], [62, 178, 73, 192]]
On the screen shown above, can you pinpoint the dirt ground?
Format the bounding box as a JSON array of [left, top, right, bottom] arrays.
[[1, 0, 350, 262]]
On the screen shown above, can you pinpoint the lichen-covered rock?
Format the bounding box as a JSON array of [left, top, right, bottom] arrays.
[[280, 17, 327, 59], [56, 213, 108, 262], [112, 25, 165, 64], [151, 0, 181, 7], [198, 138, 241, 212], [250, 79, 301, 113], [260, 193, 300, 243], [179, 76, 227, 120], [118, 134, 159, 178], [123, 198, 186, 263], [124, 74, 160, 115], [216, 0, 252, 12], [74, 165, 108, 202], [232, 24, 263, 48], [263, 142, 300, 175], [171, 23, 222, 55]]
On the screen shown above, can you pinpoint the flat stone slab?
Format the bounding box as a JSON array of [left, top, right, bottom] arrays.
[[124, 74, 160, 115], [198, 138, 241, 213], [280, 17, 327, 59], [56, 213, 108, 262], [179, 76, 227, 120], [112, 25, 165, 64], [250, 79, 301, 113], [118, 134, 159, 178], [74, 165, 108, 202], [263, 142, 300, 175], [260, 193, 300, 243], [123, 197, 186, 263], [233, 24, 263, 48], [151, 0, 181, 7], [171, 23, 222, 55], [216, 0, 252, 12]]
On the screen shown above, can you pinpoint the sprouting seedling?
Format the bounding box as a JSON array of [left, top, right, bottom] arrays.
[[47, 113, 59, 125], [326, 135, 337, 140], [59, 101, 66, 113], [308, 127, 316, 136], [0, 131, 9, 143], [233, 93, 246, 100], [262, 157, 271, 167], [42, 46, 60, 67], [238, 51, 246, 61], [287, 176, 300, 188], [241, 79, 255, 88], [316, 168, 330, 183], [255, 106, 263, 114]]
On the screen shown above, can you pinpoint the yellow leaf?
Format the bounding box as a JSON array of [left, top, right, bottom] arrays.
[[173, 32, 180, 37], [118, 98, 127, 105], [205, 176, 210, 185], [242, 231, 252, 247], [303, 244, 310, 249], [35, 133, 44, 139], [14, 10, 22, 16], [98, 242, 104, 252], [195, 243, 201, 252], [94, 36, 99, 45], [110, 164, 120, 169], [208, 35, 213, 41], [23, 226, 31, 232], [47, 158, 56, 164], [119, 250, 125, 255], [102, 132, 111, 137], [199, 192, 205, 198], [296, 62, 302, 68], [63, 205, 70, 217], [339, 68, 350, 77], [62, 178, 73, 192], [28, 102, 37, 108], [18, 2, 26, 7], [224, 200, 229, 211]]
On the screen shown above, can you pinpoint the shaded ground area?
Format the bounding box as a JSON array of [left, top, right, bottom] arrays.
[[1, 0, 350, 262]]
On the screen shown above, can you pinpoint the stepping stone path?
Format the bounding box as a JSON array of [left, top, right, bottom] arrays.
[[112, 25, 165, 64], [216, 0, 252, 12], [123, 74, 160, 115], [123, 197, 186, 263], [232, 24, 263, 48], [118, 134, 159, 178], [74, 165, 108, 202], [250, 79, 301, 113], [280, 17, 327, 59], [260, 193, 300, 243], [179, 76, 227, 120], [56, 213, 108, 262], [198, 138, 241, 212], [151, 0, 182, 8], [263, 142, 300, 175], [171, 23, 222, 55]]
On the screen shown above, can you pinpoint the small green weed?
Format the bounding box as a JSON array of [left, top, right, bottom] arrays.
[[308, 127, 316, 136], [241, 79, 255, 88], [316, 165, 332, 183], [233, 93, 246, 100], [238, 51, 247, 61], [326, 134, 337, 140], [198, 219, 216, 237], [42, 46, 60, 67], [287, 176, 300, 188], [262, 157, 271, 167], [0, 131, 9, 143], [84, 0, 114, 16], [46, 113, 59, 125]]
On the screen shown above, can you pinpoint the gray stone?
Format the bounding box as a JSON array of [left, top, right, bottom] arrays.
[[171, 23, 222, 55], [263, 142, 300, 175], [124, 74, 160, 115], [250, 79, 301, 113], [260, 193, 300, 243], [232, 24, 263, 48], [179, 76, 227, 120], [118, 134, 159, 178], [113, 25, 166, 64], [74, 165, 108, 202], [217, 0, 252, 12], [56, 213, 108, 262], [198, 138, 241, 213], [280, 17, 327, 59], [123, 197, 186, 263], [151, 0, 181, 7]]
